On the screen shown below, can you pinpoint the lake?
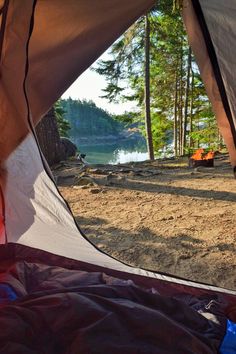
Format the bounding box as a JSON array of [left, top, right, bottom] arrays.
[[74, 139, 148, 165]]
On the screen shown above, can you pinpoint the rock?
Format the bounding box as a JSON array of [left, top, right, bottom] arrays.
[[79, 172, 90, 177], [76, 176, 98, 187], [106, 174, 126, 185], [73, 184, 92, 189], [193, 167, 201, 173], [90, 188, 101, 194], [160, 215, 174, 221], [53, 163, 64, 170], [152, 170, 162, 176], [60, 137, 77, 159], [118, 168, 132, 173], [81, 184, 93, 189], [56, 175, 76, 186], [88, 168, 108, 175]]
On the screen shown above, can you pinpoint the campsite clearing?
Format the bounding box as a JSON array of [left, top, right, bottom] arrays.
[[55, 154, 236, 290]]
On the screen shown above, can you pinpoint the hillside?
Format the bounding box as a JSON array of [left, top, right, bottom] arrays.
[[61, 98, 124, 140]]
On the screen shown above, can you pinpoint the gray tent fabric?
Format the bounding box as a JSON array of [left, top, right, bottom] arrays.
[[0, 0, 235, 303], [198, 0, 236, 135], [0, 3, 236, 353]]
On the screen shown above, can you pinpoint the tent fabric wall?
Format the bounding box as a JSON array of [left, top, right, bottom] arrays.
[[0, 0, 33, 162], [182, 0, 236, 166], [0, 0, 236, 307], [198, 0, 236, 137]]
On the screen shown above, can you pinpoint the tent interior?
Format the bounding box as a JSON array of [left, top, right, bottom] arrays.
[[0, 0, 236, 353]]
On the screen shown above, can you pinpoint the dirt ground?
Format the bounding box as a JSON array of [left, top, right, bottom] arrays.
[[54, 154, 236, 290]]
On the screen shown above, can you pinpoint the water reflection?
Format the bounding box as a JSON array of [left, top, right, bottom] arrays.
[[109, 150, 148, 164], [75, 139, 147, 165]]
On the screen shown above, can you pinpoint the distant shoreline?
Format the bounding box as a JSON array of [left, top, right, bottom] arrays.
[[71, 131, 145, 147]]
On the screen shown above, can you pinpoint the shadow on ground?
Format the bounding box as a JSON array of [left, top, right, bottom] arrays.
[[108, 179, 236, 202], [75, 215, 236, 289]]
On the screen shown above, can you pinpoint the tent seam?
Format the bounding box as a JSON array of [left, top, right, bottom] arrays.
[[0, 0, 9, 63]]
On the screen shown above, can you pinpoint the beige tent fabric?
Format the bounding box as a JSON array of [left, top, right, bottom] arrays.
[[0, 0, 33, 162], [0, 0, 155, 163], [182, 0, 236, 166]]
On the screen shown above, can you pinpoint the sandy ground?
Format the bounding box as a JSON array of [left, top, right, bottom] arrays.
[[54, 154, 236, 290]]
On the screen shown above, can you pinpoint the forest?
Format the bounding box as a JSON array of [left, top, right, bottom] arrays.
[[94, 0, 223, 158], [60, 98, 124, 139]]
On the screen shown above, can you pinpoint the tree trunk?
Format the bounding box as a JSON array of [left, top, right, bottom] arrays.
[[182, 47, 192, 153], [174, 69, 178, 157], [144, 14, 154, 161], [189, 60, 194, 148], [218, 129, 223, 150], [35, 107, 64, 166], [178, 45, 184, 155]]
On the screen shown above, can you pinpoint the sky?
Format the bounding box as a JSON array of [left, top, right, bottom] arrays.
[[62, 54, 137, 115]]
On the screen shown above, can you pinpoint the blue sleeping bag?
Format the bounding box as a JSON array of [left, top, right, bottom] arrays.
[[220, 320, 236, 354], [0, 284, 18, 304]]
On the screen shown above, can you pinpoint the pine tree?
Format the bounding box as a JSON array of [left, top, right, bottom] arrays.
[[94, 2, 219, 156]]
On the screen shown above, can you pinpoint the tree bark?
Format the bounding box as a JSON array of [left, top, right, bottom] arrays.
[[174, 69, 178, 157], [178, 45, 184, 155], [189, 60, 194, 148], [144, 14, 154, 161], [35, 107, 64, 166], [182, 47, 192, 152]]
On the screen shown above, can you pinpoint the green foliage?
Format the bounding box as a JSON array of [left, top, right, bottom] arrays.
[[189, 109, 219, 149], [151, 112, 173, 152], [172, 0, 183, 12], [54, 100, 71, 137], [112, 111, 140, 127], [94, 2, 220, 155], [60, 98, 124, 138]]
